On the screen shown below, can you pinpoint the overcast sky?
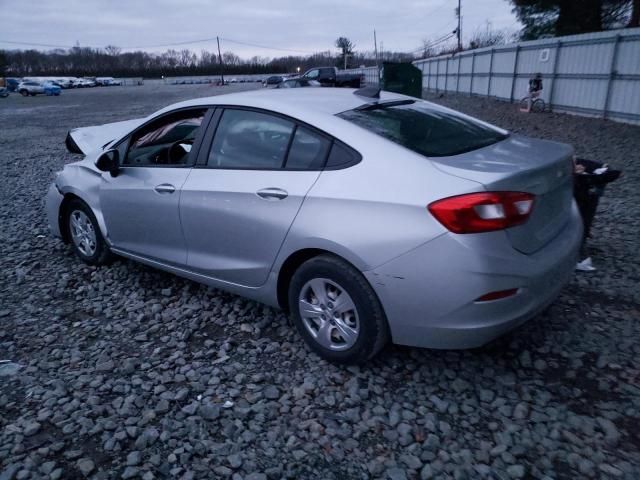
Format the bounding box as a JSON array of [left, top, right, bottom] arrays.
[[0, 0, 520, 58]]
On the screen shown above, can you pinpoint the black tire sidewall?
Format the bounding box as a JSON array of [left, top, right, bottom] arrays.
[[288, 255, 388, 364], [66, 200, 110, 265]]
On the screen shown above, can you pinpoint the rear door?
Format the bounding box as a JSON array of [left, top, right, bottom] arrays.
[[99, 107, 210, 265], [180, 108, 331, 287]]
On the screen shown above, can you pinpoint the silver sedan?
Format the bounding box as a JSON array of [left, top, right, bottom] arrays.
[[45, 87, 582, 363]]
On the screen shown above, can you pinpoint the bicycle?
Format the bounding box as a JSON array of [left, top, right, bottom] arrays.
[[519, 91, 545, 113]]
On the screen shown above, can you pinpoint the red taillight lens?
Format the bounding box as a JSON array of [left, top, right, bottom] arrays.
[[428, 192, 535, 234], [475, 288, 519, 302]]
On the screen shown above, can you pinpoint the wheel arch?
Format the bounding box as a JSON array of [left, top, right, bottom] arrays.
[[58, 191, 108, 244], [275, 247, 371, 312]]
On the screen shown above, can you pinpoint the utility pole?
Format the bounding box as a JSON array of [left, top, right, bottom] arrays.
[[374, 29, 379, 71], [216, 36, 225, 85], [456, 0, 462, 52]]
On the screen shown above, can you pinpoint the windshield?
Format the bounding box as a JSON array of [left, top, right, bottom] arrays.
[[337, 101, 508, 157]]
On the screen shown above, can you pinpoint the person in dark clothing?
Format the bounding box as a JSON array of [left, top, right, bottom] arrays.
[[529, 73, 543, 95], [573, 158, 621, 271]]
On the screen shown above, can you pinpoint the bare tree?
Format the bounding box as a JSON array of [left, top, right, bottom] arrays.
[[468, 23, 517, 49], [222, 51, 241, 66], [335, 37, 355, 69], [105, 45, 121, 56]]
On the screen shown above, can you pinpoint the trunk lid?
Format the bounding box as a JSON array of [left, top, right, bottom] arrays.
[[430, 135, 575, 254]]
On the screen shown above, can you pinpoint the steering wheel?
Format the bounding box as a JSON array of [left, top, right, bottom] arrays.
[[167, 139, 194, 164]]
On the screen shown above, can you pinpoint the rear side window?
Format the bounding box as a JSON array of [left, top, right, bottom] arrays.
[[337, 102, 507, 157], [207, 109, 294, 169], [285, 127, 330, 170]]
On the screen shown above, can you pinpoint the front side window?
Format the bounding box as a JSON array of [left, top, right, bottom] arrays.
[[123, 109, 206, 166], [207, 109, 294, 169], [305, 69, 319, 79], [338, 101, 507, 157]]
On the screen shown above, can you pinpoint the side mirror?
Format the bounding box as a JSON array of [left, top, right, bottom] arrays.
[[95, 149, 119, 177]]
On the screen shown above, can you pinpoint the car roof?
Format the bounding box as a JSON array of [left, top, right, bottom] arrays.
[[154, 88, 408, 124]]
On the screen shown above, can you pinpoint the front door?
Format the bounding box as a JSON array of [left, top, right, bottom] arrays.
[[180, 108, 332, 287], [99, 107, 208, 266]]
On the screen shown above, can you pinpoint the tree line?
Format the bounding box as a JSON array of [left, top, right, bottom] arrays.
[[0, 42, 414, 78]]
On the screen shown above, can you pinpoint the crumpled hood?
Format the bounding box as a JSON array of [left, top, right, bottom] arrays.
[[66, 117, 145, 155]]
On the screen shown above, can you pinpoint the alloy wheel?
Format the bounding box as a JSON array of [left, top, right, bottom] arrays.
[[70, 210, 97, 257]]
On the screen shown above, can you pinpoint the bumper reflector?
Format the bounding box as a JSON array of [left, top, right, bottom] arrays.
[[475, 288, 519, 302]]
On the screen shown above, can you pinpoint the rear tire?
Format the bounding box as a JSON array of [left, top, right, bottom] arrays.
[[20, 89, 28, 97], [288, 255, 389, 364], [65, 199, 113, 266]]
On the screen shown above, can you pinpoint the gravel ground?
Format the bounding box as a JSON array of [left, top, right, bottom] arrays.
[[1, 85, 639, 480]]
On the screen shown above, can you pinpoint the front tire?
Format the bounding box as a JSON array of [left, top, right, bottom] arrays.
[[288, 255, 389, 364], [66, 200, 113, 265], [20, 89, 28, 97], [531, 98, 546, 113]]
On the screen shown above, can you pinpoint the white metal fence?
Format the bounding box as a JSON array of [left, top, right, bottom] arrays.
[[343, 66, 380, 86], [413, 28, 640, 125]]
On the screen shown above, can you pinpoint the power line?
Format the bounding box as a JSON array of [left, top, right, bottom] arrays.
[[0, 36, 316, 55], [408, 31, 456, 54], [0, 39, 72, 49], [220, 38, 314, 54]]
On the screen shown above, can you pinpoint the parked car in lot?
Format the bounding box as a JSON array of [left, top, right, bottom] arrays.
[[96, 77, 119, 86], [73, 78, 96, 88], [276, 78, 321, 88], [0, 87, 8, 98], [6, 78, 21, 92], [46, 88, 582, 363], [18, 81, 61, 96], [301, 67, 364, 87], [52, 78, 73, 89], [263, 75, 284, 87]]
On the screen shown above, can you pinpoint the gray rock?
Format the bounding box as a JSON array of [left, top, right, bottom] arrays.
[[506, 465, 525, 479], [0, 464, 20, 480], [121, 466, 139, 479], [0, 363, 21, 377], [597, 417, 620, 445], [96, 360, 115, 372], [134, 428, 159, 449], [227, 453, 242, 469], [198, 403, 220, 420], [127, 451, 142, 466], [479, 389, 495, 403], [263, 386, 280, 400], [420, 464, 434, 480], [23, 421, 41, 436], [386, 468, 408, 480], [400, 454, 422, 470], [76, 459, 95, 477], [244, 474, 267, 480]]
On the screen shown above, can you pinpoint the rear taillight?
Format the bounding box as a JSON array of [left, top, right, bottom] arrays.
[[428, 192, 535, 234]]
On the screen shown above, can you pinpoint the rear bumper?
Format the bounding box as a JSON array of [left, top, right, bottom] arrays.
[[45, 183, 64, 239], [365, 202, 583, 349]]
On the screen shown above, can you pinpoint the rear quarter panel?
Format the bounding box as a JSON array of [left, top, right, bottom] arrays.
[[275, 129, 484, 273]]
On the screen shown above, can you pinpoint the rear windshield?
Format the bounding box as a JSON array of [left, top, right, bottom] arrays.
[[337, 101, 508, 157]]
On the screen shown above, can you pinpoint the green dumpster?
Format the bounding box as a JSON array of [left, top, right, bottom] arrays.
[[381, 62, 423, 98]]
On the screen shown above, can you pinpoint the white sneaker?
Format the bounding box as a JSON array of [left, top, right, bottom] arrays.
[[576, 257, 597, 272]]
